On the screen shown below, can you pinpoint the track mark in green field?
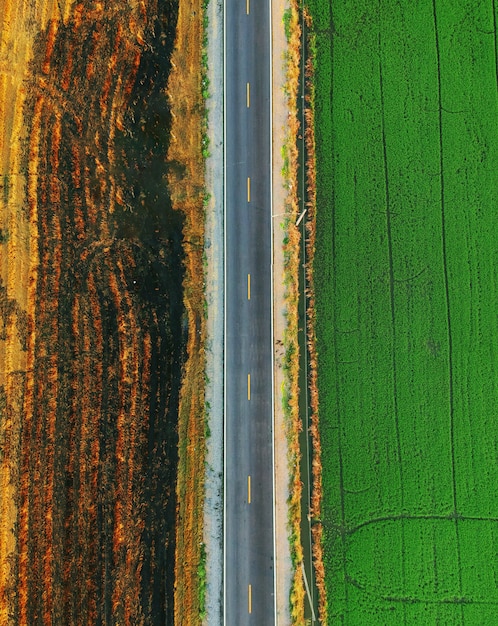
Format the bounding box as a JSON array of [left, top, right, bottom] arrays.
[[378, 30, 406, 624], [328, 20, 350, 608], [493, 0, 498, 94], [432, 1, 464, 617], [347, 512, 498, 536]]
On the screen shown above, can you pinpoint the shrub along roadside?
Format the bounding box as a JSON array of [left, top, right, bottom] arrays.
[[280, 0, 306, 622], [301, 10, 327, 623], [284, 5, 327, 623]]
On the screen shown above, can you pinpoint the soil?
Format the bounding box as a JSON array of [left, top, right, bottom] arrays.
[[271, 0, 295, 623], [0, 1, 75, 620]]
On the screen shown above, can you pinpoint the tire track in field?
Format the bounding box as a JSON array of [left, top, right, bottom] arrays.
[[432, 1, 464, 617], [378, 29, 407, 625], [492, 0, 498, 94], [347, 512, 498, 535], [327, 0, 350, 609]]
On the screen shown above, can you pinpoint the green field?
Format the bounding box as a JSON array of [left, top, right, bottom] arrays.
[[308, 1, 498, 623]]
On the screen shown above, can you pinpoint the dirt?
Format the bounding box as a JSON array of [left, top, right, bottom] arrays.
[[271, 0, 295, 623]]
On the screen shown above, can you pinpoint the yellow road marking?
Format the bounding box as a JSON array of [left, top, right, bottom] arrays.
[[247, 374, 251, 401], [246, 0, 250, 14], [247, 177, 251, 202], [247, 273, 251, 300], [248, 475, 251, 503], [246, 82, 250, 107], [248, 584, 252, 613]]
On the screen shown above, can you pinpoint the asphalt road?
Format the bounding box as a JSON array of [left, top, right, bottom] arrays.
[[223, 0, 275, 622]]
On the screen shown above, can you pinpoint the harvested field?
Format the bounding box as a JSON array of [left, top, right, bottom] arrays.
[[308, 0, 498, 623], [0, 0, 208, 623]]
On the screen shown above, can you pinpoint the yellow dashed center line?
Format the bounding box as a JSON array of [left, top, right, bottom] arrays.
[[247, 177, 251, 203], [247, 273, 251, 300], [246, 0, 250, 14], [247, 373, 251, 401], [248, 584, 252, 613], [248, 475, 251, 504], [246, 82, 250, 107]]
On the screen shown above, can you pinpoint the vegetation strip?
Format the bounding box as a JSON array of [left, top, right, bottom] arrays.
[[301, 8, 327, 623], [167, 0, 208, 620], [280, 0, 307, 621]]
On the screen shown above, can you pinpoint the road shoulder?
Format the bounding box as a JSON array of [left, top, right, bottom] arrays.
[[203, 0, 224, 623], [272, 0, 294, 623]]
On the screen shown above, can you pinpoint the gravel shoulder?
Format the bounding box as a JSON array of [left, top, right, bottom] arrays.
[[271, 0, 294, 622], [202, 0, 224, 623]]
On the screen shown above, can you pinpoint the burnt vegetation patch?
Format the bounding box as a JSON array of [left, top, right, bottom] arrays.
[[15, 1, 184, 623]]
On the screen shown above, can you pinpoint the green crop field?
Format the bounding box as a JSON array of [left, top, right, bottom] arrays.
[[308, 1, 498, 623]]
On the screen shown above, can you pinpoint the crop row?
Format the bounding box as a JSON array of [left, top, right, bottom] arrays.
[[308, 1, 498, 623]]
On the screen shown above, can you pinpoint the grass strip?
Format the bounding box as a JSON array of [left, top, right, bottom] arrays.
[[168, 0, 208, 621]]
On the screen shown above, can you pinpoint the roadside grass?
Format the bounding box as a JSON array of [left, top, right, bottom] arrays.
[[167, 0, 209, 621], [307, 1, 498, 623], [197, 542, 207, 620]]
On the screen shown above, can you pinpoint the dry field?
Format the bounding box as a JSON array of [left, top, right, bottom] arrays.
[[0, 0, 206, 623]]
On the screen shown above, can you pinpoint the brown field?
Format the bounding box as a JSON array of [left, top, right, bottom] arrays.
[[1, 2, 74, 620], [0, 0, 206, 623]]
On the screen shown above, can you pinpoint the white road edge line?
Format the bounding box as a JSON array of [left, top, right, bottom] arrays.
[[269, 0, 277, 621], [222, 0, 227, 619]]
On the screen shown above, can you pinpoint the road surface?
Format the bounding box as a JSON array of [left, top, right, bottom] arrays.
[[223, 0, 275, 622]]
